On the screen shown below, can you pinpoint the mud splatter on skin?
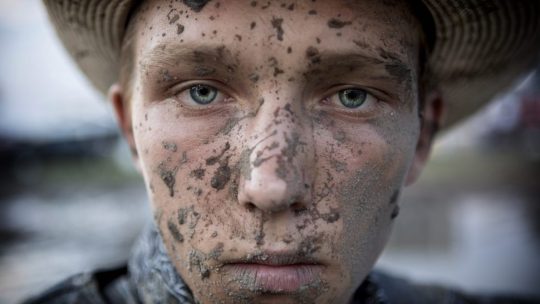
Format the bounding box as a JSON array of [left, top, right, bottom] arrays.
[[271, 17, 284, 41], [167, 9, 180, 24], [190, 167, 206, 179], [267, 56, 285, 77], [211, 156, 231, 190], [254, 212, 270, 246], [158, 163, 178, 197], [206, 142, 230, 165], [215, 109, 261, 136], [162, 141, 178, 152], [177, 24, 185, 35], [248, 73, 259, 83], [208, 242, 224, 260], [298, 235, 322, 257], [178, 206, 201, 239], [321, 209, 341, 223], [205, 143, 232, 191], [252, 141, 279, 167], [327, 18, 352, 29], [188, 249, 211, 279], [306, 46, 321, 65], [168, 219, 184, 242]]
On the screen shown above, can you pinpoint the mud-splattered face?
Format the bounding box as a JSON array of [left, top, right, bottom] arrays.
[[120, 0, 427, 303]]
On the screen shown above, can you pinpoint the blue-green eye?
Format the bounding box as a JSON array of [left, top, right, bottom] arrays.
[[190, 84, 218, 105], [338, 89, 367, 108]]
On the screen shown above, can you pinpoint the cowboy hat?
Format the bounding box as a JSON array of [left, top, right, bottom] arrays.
[[43, 0, 540, 129]]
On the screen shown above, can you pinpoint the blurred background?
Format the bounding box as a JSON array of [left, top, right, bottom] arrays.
[[1, 1, 539, 303]]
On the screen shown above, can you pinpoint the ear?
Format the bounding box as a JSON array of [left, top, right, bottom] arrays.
[[405, 90, 445, 186], [108, 83, 142, 172]]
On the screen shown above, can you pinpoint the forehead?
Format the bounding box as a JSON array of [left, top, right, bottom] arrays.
[[131, 0, 421, 79]]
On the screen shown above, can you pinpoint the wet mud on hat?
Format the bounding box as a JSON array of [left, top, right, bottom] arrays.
[[43, 0, 540, 130]]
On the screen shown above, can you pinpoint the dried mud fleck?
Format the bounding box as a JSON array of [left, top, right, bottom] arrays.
[[327, 18, 352, 29], [248, 73, 260, 83], [271, 17, 284, 41], [190, 167, 206, 179], [188, 250, 210, 279], [211, 157, 232, 190], [158, 163, 178, 197], [206, 142, 231, 165], [162, 141, 178, 152], [168, 220, 184, 242], [306, 46, 321, 64], [177, 24, 185, 34], [321, 210, 340, 223], [209, 242, 224, 260], [298, 236, 321, 256]]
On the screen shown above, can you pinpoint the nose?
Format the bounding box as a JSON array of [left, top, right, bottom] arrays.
[[238, 101, 314, 213]]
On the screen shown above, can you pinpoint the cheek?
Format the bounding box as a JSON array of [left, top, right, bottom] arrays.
[[312, 113, 417, 286], [130, 100, 258, 238]]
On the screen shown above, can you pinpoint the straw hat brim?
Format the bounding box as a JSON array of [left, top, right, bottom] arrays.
[[43, 0, 540, 130]]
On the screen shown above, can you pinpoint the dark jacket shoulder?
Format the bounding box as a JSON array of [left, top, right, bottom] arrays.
[[373, 271, 539, 304], [22, 266, 138, 304]]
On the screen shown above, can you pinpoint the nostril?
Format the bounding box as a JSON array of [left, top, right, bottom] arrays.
[[245, 202, 257, 212], [291, 202, 307, 214]]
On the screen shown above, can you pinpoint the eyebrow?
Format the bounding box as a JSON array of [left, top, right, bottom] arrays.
[[302, 50, 413, 85], [140, 44, 413, 86], [140, 44, 240, 78]]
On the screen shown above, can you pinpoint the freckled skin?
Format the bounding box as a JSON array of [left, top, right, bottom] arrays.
[[114, 0, 437, 303]]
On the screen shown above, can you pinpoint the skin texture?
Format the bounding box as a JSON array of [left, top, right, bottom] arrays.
[[110, 0, 444, 303]]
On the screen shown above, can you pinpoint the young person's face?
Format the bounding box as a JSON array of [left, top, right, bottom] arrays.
[[114, 0, 432, 303]]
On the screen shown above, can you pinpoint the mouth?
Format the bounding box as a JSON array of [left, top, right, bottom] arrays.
[[222, 252, 325, 294]]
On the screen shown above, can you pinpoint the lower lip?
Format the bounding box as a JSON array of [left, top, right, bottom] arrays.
[[226, 264, 323, 293]]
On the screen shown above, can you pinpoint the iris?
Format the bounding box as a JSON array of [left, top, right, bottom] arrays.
[[338, 89, 367, 109], [190, 84, 218, 105]]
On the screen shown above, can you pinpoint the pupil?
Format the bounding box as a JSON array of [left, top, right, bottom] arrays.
[[190, 84, 217, 105], [199, 87, 209, 96], [347, 91, 358, 99], [339, 89, 366, 108]]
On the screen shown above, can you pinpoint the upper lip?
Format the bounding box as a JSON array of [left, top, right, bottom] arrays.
[[222, 251, 323, 266]]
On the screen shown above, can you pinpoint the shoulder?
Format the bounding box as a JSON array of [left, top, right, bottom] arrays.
[[372, 270, 539, 304], [22, 266, 139, 304]]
